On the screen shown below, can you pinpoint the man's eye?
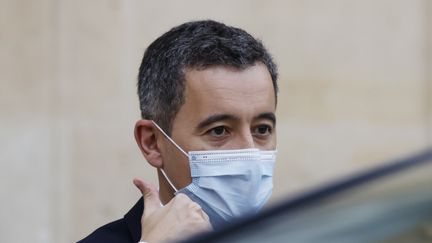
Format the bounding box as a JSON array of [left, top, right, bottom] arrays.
[[208, 126, 228, 137], [254, 125, 272, 136]]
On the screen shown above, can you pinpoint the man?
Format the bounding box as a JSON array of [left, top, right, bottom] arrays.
[[79, 20, 278, 243]]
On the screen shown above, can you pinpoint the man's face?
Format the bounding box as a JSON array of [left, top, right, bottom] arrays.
[[159, 62, 277, 192]]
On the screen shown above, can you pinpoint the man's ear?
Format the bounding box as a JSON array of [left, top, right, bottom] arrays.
[[134, 119, 163, 168]]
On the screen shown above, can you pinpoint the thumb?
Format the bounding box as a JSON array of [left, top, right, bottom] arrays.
[[133, 178, 161, 215]]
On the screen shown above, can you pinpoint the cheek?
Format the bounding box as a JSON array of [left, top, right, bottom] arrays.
[[254, 141, 276, 151], [255, 132, 277, 150], [162, 142, 188, 169], [267, 131, 277, 149], [160, 141, 192, 186], [272, 129, 277, 146]]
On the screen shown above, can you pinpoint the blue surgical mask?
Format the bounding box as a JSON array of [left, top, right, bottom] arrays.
[[152, 121, 276, 229]]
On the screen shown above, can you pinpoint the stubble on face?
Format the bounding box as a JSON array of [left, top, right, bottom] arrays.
[[158, 63, 277, 203]]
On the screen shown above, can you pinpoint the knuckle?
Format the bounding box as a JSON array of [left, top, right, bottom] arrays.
[[188, 201, 202, 211], [171, 194, 190, 210], [173, 194, 191, 206], [175, 193, 190, 202]]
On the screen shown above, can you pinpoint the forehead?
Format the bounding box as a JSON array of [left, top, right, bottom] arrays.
[[173, 63, 276, 126]]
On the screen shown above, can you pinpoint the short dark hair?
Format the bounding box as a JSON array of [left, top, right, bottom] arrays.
[[137, 20, 278, 135]]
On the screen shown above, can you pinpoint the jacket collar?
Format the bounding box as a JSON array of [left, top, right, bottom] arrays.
[[124, 197, 144, 242]]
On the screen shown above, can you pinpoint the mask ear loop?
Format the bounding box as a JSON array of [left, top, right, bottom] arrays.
[[151, 121, 189, 192], [160, 169, 179, 192], [151, 121, 188, 157]]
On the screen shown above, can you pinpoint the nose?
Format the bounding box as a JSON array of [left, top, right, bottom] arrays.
[[236, 129, 255, 149]]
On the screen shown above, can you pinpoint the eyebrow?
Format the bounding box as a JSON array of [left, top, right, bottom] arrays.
[[255, 112, 276, 126], [196, 114, 240, 131], [195, 112, 277, 131]]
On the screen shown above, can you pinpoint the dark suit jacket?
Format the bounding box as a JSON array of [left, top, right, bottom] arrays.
[[78, 197, 143, 243]]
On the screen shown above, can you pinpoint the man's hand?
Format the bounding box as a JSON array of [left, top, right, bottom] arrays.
[[133, 178, 212, 243]]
